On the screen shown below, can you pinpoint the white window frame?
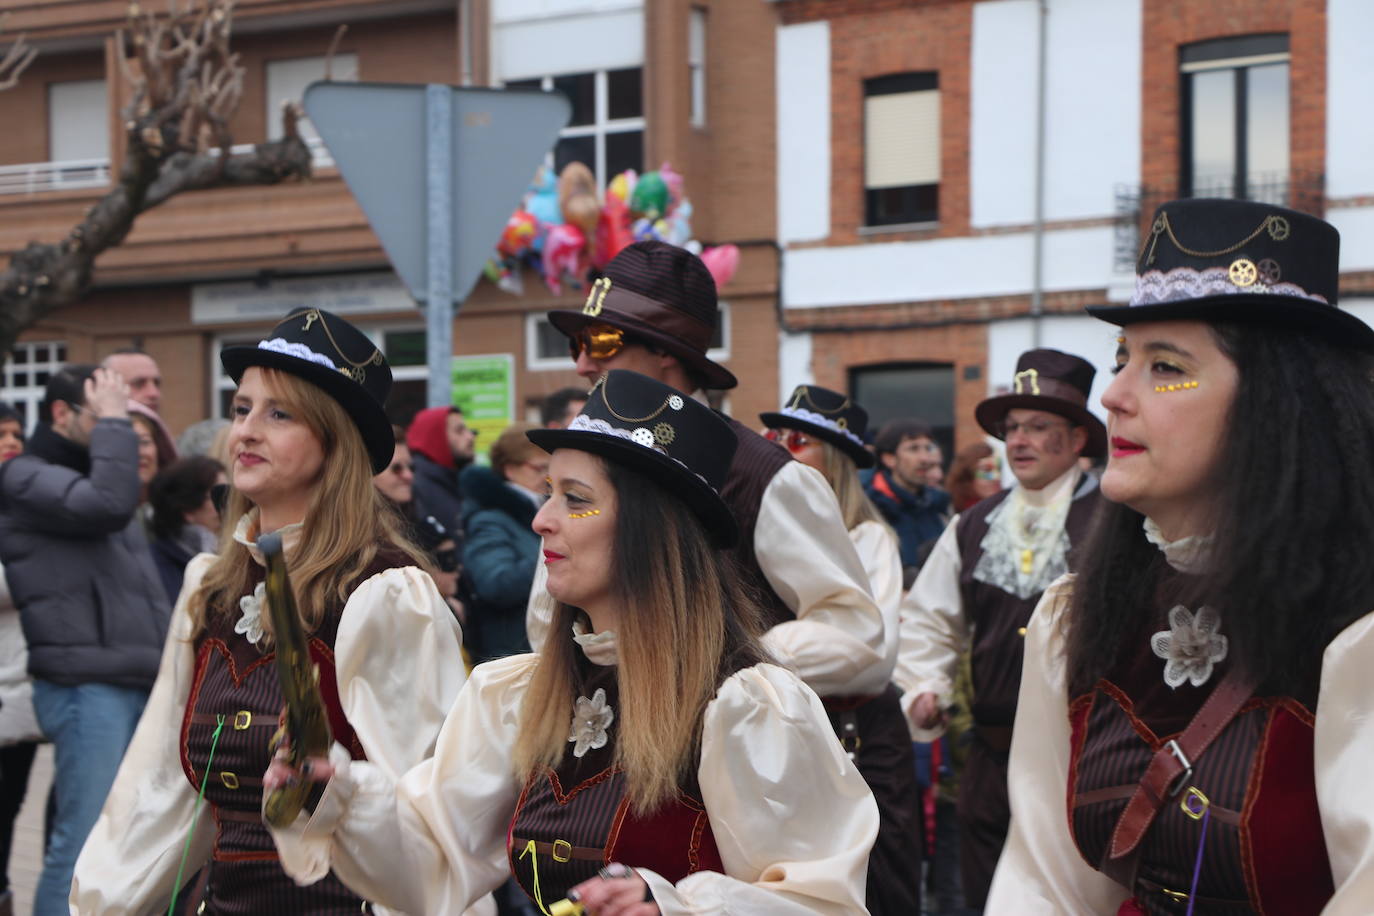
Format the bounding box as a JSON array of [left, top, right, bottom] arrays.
[[507, 69, 645, 188], [1, 341, 68, 434], [211, 322, 425, 418], [689, 8, 707, 129], [525, 302, 731, 372]]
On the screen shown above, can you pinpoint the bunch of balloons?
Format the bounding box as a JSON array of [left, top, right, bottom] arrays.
[[483, 161, 741, 296]]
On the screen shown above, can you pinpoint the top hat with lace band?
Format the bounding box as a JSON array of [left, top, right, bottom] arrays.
[[220, 308, 395, 473], [1087, 197, 1374, 350], [759, 385, 875, 469], [527, 370, 739, 546], [975, 348, 1107, 459], [546, 240, 737, 390]]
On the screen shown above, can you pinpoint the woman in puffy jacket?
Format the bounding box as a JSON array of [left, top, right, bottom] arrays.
[[459, 422, 545, 663]]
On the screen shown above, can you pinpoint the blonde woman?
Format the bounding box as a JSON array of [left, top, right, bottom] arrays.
[[761, 385, 919, 914], [265, 370, 877, 915], [72, 309, 466, 914]]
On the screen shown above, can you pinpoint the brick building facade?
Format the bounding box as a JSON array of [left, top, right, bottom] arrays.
[[2, 0, 1372, 459], [0, 0, 783, 437], [773, 0, 1374, 457]]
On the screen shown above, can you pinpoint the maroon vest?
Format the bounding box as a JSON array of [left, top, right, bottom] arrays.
[[508, 665, 724, 910], [956, 477, 1102, 726], [179, 546, 409, 914], [1067, 607, 1332, 914], [718, 416, 796, 630]]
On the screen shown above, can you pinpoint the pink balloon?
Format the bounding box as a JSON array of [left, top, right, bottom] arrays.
[[700, 244, 740, 290], [542, 223, 588, 295]]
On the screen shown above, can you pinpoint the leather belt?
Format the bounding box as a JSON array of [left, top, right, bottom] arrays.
[[1100, 668, 1254, 887]]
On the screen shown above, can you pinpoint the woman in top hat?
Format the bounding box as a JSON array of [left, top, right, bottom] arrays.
[[72, 308, 467, 914], [760, 385, 921, 914], [264, 369, 878, 915], [988, 198, 1374, 912]]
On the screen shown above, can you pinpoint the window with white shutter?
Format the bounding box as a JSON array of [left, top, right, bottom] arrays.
[[864, 72, 939, 227]]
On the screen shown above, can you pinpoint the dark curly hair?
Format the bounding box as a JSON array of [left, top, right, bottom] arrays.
[[1065, 321, 1374, 698], [148, 455, 225, 542]]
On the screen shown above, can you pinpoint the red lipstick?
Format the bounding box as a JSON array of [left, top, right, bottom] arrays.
[[1110, 436, 1145, 458], [542, 549, 565, 564]]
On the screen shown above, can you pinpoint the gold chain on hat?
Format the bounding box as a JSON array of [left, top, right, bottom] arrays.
[[302, 309, 383, 382], [787, 385, 852, 428], [1140, 211, 1291, 265], [599, 373, 678, 424]]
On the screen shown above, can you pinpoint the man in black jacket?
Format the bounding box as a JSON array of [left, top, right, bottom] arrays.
[[0, 365, 170, 916]]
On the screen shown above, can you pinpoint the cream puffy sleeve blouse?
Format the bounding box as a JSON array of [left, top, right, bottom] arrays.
[[988, 576, 1374, 914], [270, 651, 880, 915], [70, 546, 468, 915]]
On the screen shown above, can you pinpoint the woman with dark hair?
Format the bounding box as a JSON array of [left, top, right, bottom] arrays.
[[760, 385, 921, 915], [147, 455, 226, 604], [0, 403, 40, 916], [988, 199, 1374, 911], [72, 309, 466, 913], [945, 442, 1002, 514], [266, 370, 878, 915]]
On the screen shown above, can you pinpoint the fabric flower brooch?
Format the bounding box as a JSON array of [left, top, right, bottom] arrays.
[[236, 581, 267, 646], [1151, 605, 1228, 689], [568, 688, 614, 758]]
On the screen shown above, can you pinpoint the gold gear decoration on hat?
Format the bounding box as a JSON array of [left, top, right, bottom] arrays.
[[653, 422, 676, 445], [1229, 259, 1258, 288], [600, 373, 677, 424], [1257, 258, 1281, 285]]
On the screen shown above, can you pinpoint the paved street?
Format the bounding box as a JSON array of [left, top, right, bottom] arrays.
[[10, 744, 51, 916]]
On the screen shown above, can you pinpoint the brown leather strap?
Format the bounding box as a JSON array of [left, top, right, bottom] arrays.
[[511, 836, 605, 864], [1076, 784, 1241, 827], [1101, 667, 1254, 887]]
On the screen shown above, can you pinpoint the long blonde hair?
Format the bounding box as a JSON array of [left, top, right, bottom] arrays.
[[513, 456, 767, 814], [192, 368, 429, 635], [815, 440, 888, 531]]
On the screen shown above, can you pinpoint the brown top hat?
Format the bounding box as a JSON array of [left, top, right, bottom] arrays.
[[975, 349, 1107, 459], [547, 240, 738, 390]]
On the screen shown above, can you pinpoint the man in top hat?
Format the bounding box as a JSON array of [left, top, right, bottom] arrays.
[[526, 241, 888, 752], [895, 347, 1106, 909]]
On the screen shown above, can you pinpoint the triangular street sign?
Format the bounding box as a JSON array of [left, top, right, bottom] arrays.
[[303, 82, 571, 305]]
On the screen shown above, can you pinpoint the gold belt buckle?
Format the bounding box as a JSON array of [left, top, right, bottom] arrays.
[[234, 710, 252, 730], [220, 771, 240, 790], [551, 839, 572, 862]]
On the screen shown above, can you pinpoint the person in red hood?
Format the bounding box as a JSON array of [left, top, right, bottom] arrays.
[[405, 406, 477, 542]]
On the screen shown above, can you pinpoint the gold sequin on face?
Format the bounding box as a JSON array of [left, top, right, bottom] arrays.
[[1154, 381, 1200, 393], [568, 508, 601, 519]]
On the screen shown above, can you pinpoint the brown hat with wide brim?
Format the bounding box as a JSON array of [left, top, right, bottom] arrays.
[[975, 348, 1107, 459], [547, 240, 738, 390]]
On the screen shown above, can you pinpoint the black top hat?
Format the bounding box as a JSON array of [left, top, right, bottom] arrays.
[[1087, 198, 1374, 350], [546, 241, 738, 390], [220, 308, 394, 473], [759, 385, 874, 468], [975, 349, 1107, 458], [527, 370, 738, 546]]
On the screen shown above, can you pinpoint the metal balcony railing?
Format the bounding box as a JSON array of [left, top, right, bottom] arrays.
[[1112, 170, 1326, 273], [0, 137, 333, 198], [0, 157, 111, 195]]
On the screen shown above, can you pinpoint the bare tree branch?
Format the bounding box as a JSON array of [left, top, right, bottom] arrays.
[[323, 24, 348, 81], [0, 0, 313, 363], [0, 14, 38, 92]]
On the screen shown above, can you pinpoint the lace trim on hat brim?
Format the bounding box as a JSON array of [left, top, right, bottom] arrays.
[[1131, 266, 1328, 308], [257, 338, 338, 370], [565, 415, 714, 490], [774, 406, 866, 449]]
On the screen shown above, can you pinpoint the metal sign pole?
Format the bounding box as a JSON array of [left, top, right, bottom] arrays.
[[425, 83, 454, 408]]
